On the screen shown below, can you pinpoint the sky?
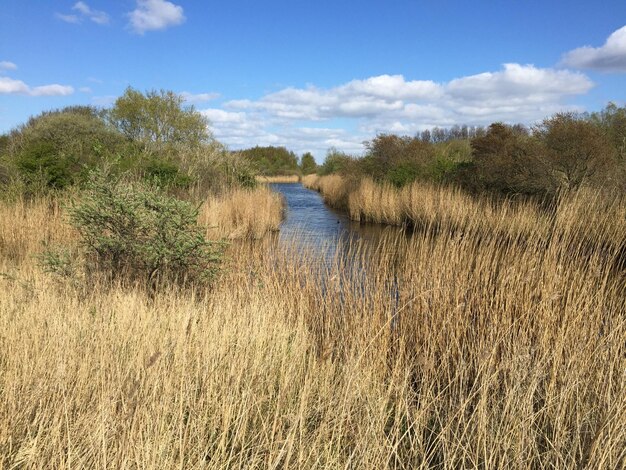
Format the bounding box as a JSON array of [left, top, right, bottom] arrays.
[[1, 1, 626, 160]]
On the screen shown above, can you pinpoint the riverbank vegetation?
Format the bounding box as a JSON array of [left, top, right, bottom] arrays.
[[1, 177, 624, 467], [1, 94, 625, 467], [255, 174, 300, 183], [238, 146, 318, 178], [201, 186, 284, 239], [310, 104, 626, 201]]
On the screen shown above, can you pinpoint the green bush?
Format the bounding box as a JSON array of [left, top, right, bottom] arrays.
[[239, 145, 300, 176], [318, 148, 352, 176], [386, 162, 421, 187], [142, 157, 192, 188], [5, 107, 125, 194], [60, 171, 223, 287]]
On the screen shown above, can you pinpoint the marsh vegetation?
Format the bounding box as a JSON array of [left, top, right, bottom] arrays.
[[0, 92, 625, 468]]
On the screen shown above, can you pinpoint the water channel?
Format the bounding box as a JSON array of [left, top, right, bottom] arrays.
[[269, 182, 397, 253]]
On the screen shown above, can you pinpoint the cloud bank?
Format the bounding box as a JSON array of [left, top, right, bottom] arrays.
[[202, 64, 593, 157], [562, 25, 626, 72]]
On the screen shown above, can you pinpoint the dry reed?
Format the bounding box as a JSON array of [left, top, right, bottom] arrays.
[[0, 183, 624, 468], [199, 186, 284, 239], [256, 175, 300, 183], [301, 174, 349, 208]]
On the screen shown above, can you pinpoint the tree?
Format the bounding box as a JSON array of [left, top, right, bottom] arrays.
[[362, 134, 434, 185], [590, 102, 626, 161], [239, 146, 299, 176], [535, 113, 616, 190], [470, 123, 552, 195], [419, 129, 431, 143], [318, 148, 352, 176], [5, 106, 124, 192], [300, 152, 317, 174], [109, 88, 209, 152]]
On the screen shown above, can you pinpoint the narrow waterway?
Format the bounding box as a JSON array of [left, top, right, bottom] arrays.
[[269, 182, 404, 315], [270, 182, 394, 253]]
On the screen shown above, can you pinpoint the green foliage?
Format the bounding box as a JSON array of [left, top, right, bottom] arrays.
[[142, 157, 192, 188], [536, 112, 617, 190], [386, 162, 421, 187], [64, 171, 223, 287], [3, 106, 124, 195], [355, 135, 435, 186], [0, 134, 8, 157], [300, 152, 317, 175], [318, 148, 352, 176], [15, 141, 77, 190], [109, 87, 209, 152], [239, 146, 299, 176]]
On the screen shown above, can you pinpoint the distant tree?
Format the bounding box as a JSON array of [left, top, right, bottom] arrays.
[[318, 148, 352, 176], [535, 113, 616, 190], [419, 129, 432, 143], [470, 122, 552, 195], [109, 88, 209, 152], [431, 127, 446, 143], [0, 134, 8, 158], [239, 146, 299, 176], [590, 102, 626, 161], [362, 134, 434, 186], [300, 152, 317, 174]]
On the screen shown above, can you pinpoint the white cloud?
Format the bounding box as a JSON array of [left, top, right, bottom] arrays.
[[202, 107, 363, 157], [180, 91, 220, 103], [201, 64, 593, 158], [0, 77, 28, 94], [128, 0, 185, 34], [30, 84, 74, 96], [0, 77, 74, 97], [79, 86, 92, 93], [56, 2, 110, 25], [227, 75, 441, 120], [56, 13, 81, 24], [73, 2, 110, 24], [562, 25, 626, 72], [0, 61, 17, 72]]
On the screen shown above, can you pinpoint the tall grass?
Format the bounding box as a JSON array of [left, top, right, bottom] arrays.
[[306, 175, 626, 254], [0, 183, 624, 468], [302, 174, 349, 208], [200, 186, 284, 239], [256, 175, 300, 183]]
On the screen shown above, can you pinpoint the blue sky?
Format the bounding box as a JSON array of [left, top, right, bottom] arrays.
[[1, 1, 625, 159]]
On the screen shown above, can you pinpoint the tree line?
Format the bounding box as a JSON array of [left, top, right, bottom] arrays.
[[316, 103, 626, 198]]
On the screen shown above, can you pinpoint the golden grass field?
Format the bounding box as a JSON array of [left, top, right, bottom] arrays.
[[0, 182, 625, 468]]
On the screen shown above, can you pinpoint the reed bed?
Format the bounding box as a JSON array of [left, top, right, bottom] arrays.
[[301, 174, 349, 208], [200, 186, 284, 239], [256, 175, 300, 183], [307, 175, 626, 256], [0, 184, 624, 468]]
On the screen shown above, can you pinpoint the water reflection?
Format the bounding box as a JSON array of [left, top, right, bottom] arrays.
[[270, 182, 399, 255], [266, 183, 405, 315]]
